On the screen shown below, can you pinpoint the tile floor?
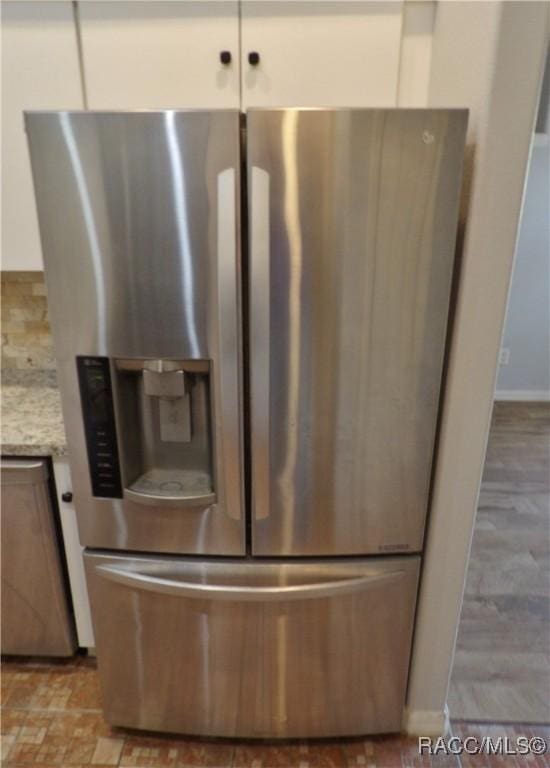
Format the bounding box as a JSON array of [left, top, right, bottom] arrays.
[[2, 654, 549, 767]]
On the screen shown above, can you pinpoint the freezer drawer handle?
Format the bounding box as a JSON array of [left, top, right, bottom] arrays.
[[95, 565, 405, 602]]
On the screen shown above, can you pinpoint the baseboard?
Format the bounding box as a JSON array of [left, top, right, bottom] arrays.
[[495, 389, 550, 402], [403, 705, 449, 736]]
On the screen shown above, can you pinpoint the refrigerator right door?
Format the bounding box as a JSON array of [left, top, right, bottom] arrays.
[[248, 108, 467, 556]]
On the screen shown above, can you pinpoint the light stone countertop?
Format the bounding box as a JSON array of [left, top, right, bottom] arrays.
[[1, 369, 68, 457]]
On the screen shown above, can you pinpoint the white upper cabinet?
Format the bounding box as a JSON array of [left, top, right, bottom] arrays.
[[2, 2, 84, 271], [78, 2, 240, 109], [2, 0, 431, 272], [240, 1, 404, 108]]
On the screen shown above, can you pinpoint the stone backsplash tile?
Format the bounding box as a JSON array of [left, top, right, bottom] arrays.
[[1, 272, 55, 370]]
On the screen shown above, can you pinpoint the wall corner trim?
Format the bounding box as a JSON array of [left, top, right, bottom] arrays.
[[406, 0, 549, 723], [403, 705, 450, 737]]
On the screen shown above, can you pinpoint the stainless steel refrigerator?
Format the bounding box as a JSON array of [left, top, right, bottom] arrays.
[[26, 108, 467, 738]]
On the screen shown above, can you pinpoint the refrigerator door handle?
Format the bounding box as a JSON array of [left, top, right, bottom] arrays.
[[217, 167, 241, 522], [250, 166, 270, 521], [95, 563, 405, 601]]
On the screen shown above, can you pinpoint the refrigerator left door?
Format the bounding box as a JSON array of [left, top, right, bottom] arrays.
[[25, 111, 245, 556]]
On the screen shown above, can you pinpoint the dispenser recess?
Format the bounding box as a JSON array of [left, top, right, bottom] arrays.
[[114, 359, 215, 507]]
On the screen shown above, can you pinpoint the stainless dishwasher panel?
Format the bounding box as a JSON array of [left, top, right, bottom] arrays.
[[1, 460, 76, 656], [85, 552, 420, 738]]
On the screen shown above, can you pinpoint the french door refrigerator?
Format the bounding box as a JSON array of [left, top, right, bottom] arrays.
[[26, 108, 467, 738]]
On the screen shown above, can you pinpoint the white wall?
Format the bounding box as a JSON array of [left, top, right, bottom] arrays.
[[405, 2, 549, 735], [496, 135, 550, 400]]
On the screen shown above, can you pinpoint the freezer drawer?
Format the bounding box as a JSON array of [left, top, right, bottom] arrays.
[[1, 460, 76, 656], [85, 552, 419, 738]]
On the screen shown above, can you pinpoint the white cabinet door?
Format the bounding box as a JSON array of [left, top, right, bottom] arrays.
[[241, 1, 403, 108], [1, 2, 83, 271], [78, 2, 240, 109]]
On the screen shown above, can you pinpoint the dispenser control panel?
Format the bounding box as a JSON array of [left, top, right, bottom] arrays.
[[77, 356, 123, 498]]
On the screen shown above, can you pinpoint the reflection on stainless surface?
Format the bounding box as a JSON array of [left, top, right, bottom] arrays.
[[248, 108, 468, 556], [26, 111, 244, 555], [86, 552, 420, 737], [59, 113, 107, 350], [163, 111, 199, 358]]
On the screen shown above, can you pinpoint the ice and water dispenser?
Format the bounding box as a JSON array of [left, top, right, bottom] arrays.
[[77, 356, 215, 507]]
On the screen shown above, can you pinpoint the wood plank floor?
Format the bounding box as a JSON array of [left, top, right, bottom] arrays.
[[448, 402, 550, 723]]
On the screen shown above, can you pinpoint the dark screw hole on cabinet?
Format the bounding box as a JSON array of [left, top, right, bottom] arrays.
[[220, 51, 232, 65], [248, 51, 260, 66], [61, 491, 73, 503]]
